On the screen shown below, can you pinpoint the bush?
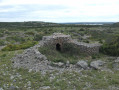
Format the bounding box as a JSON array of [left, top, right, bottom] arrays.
[[0, 33, 4, 37], [80, 28, 85, 31], [2, 41, 38, 51], [6, 36, 26, 43], [83, 40, 89, 43], [25, 31, 35, 35], [33, 34, 43, 41], [0, 40, 5, 46], [91, 54, 101, 59], [100, 35, 119, 56]]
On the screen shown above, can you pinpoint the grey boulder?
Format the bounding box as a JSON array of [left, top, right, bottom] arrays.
[[114, 57, 119, 63], [77, 60, 88, 69], [90, 60, 105, 69]]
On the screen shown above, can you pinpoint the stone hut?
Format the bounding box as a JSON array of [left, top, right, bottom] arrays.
[[42, 33, 101, 54], [42, 33, 72, 51]]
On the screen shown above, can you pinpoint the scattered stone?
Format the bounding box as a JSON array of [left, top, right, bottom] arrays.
[[77, 60, 88, 69], [8, 86, 16, 90], [13, 79, 16, 82], [66, 61, 70, 67], [0, 88, 3, 90], [28, 69, 32, 73], [40, 86, 50, 90], [10, 76, 14, 79], [52, 62, 64, 67], [3, 84, 7, 88], [108, 56, 117, 61], [90, 60, 105, 69], [12, 48, 49, 72], [27, 81, 31, 87], [49, 74, 56, 81], [113, 63, 119, 70], [114, 57, 119, 62], [41, 71, 46, 76]]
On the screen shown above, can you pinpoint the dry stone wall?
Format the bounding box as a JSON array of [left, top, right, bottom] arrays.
[[42, 33, 101, 55], [71, 41, 101, 55], [42, 33, 71, 45]]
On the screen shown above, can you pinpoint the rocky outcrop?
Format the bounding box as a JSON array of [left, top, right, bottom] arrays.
[[76, 60, 88, 69], [113, 63, 119, 70], [90, 60, 105, 69], [113, 57, 119, 70], [114, 57, 119, 62], [12, 48, 53, 72]]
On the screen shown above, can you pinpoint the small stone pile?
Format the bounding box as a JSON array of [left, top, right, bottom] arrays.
[[12, 48, 52, 72]]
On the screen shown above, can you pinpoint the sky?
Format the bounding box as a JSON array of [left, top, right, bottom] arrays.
[[0, 0, 119, 23]]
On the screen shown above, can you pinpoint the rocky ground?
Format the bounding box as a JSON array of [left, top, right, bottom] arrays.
[[11, 40, 105, 73], [1, 39, 117, 90], [0, 46, 119, 90], [0, 36, 119, 90]]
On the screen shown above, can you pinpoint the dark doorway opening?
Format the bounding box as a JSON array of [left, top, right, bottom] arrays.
[[56, 43, 61, 51]]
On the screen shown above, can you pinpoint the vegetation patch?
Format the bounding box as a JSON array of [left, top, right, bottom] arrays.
[[0, 40, 5, 46], [1, 41, 38, 51], [100, 35, 119, 56], [6, 36, 26, 43]]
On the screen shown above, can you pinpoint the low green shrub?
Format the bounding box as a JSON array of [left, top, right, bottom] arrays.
[[6, 36, 26, 43], [100, 35, 119, 56], [0, 33, 4, 37], [0, 40, 5, 46], [83, 40, 89, 43], [91, 54, 101, 59], [2, 41, 38, 51], [80, 28, 85, 31], [25, 31, 35, 35], [33, 34, 43, 41]]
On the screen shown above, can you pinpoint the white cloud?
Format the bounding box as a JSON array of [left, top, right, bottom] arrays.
[[0, 0, 119, 22]]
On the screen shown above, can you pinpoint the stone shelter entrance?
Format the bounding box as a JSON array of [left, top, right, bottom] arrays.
[[56, 43, 61, 51]]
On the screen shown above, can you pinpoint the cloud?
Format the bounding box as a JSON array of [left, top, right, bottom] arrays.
[[0, 0, 119, 22]]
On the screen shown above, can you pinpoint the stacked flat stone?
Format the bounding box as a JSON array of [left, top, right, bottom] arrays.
[[42, 33, 72, 47], [72, 41, 101, 55]]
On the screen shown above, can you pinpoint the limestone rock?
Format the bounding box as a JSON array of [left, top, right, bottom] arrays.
[[112, 57, 119, 70], [0, 88, 3, 90], [40, 86, 50, 90], [114, 57, 119, 62], [90, 60, 105, 69], [52, 62, 64, 67], [12, 48, 49, 71], [113, 63, 119, 70], [77, 60, 88, 69], [66, 61, 70, 67]]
